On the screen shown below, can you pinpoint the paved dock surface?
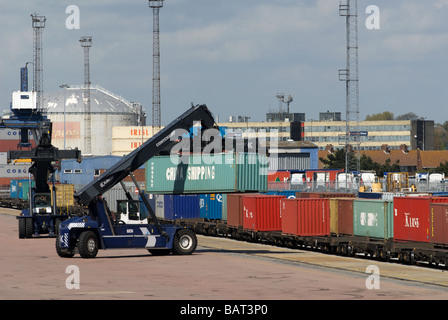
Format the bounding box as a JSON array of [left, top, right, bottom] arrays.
[[1, 209, 447, 302]]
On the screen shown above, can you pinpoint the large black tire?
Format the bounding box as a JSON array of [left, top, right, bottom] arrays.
[[172, 228, 197, 255], [18, 219, 26, 239], [18, 218, 34, 239], [78, 231, 99, 258], [56, 235, 75, 258]]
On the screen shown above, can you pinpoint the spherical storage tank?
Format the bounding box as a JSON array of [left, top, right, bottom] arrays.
[[44, 85, 145, 156]]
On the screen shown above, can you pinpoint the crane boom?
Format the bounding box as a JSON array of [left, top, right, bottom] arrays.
[[74, 104, 216, 206]]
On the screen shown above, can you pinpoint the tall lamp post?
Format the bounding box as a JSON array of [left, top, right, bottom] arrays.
[[60, 84, 70, 149]]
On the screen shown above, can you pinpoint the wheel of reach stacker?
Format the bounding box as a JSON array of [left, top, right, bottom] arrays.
[[18, 218, 33, 239], [172, 228, 197, 255], [78, 230, 99, 258]]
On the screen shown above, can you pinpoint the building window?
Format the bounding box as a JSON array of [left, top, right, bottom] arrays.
[[63, 169, 72, 174], [74, 169, 82, 174]]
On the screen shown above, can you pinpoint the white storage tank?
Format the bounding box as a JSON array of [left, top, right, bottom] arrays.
[[44, 85, 145, 156]]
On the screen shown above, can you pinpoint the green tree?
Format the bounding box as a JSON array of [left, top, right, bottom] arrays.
[[320, 150, 400, 176], [365, 111, 394, 121], [319, 149, 357, 170]]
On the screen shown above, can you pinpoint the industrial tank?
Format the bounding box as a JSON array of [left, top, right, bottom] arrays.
[[44, 85, 145, 156]]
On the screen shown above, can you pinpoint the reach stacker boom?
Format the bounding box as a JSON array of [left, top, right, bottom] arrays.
[[56, 104, 216, 258]]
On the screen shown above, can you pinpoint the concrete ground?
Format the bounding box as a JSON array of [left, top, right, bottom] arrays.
[[1, 208, 447, 311]]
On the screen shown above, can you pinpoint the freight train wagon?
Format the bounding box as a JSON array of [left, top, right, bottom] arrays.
[[163, 192, 448, 269]]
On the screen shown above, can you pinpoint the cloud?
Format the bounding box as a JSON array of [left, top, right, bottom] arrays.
[[163, 1, 339, 64]]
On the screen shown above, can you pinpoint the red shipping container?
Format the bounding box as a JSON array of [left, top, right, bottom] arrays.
[[337, 198, 354, 235], [280, 198, 330, 236], [430, 203, 448, 245], [227, 194, 245, 228], [280, 199, 298, 235], [227, 193, 260, 228], [243, 195, 285, 231], [267, 171, 290, 182], [393, 197, 448, 243]]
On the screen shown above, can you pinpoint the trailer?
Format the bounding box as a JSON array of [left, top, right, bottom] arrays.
[[56, 104, 217, 258]]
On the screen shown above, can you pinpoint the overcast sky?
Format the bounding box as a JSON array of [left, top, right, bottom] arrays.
[[1, 0, 448, 125]]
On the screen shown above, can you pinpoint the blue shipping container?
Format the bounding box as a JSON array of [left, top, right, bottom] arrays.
[[173, 194, 200, 220], [18, 179, 30, 200], [10, 179, 19, 199], [358, 192, 382, 199], [157, 195, 174, 219], [161, 195, 199, 220], [199, 194, 223, 220]]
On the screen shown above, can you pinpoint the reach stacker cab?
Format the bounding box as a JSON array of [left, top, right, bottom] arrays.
[[56, 105, 217, 258]]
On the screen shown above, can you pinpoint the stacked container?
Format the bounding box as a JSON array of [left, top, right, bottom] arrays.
[[145, 153, 268, 194], [280, 198, 330, 236], [296, 192, 355, 199], [50, 184, 75, 207]]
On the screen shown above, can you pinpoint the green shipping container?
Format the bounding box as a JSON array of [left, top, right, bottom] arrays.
[[353, 199, 394, 239], [145, 153, 268, 194]]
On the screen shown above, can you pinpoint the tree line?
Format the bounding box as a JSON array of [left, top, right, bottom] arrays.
[[320, 149, 448, 177]]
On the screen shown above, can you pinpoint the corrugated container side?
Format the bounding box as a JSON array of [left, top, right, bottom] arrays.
[[358, 192, 382, 199], [329, 198, 339, 234], [393, 197, 448, 243], [199, 193, 223, 220], [160, 195, 175, 220], [354, 199, 393, 239], [337, 198, 354, 235], [226, 194, 244, 228], [381, 192, 405, 200], [280, 198, 330, 236], [298, 198, 330, 236], [296, 192, 355, 199], [243, 195, 285, 232], [145, 153, 267, 194], [173, 194, 200, 219], [226, 193, 262, 227], [237, 153, 268, 192], [281, 199, 298, 235], [51, 184, 75, 207], [265, 190, 299, 198], [222, 194, 227, 221], [430, 203, 448, 245], [152, 194, 165, 219], [10, 179, 19, 199], [18, 179, 31, 200]]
